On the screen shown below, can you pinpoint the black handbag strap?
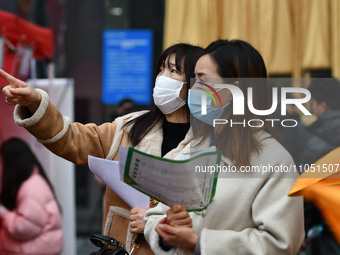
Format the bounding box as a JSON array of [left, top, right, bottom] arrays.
[[90, 233, 143, 255], [90, 234, 121, 249]]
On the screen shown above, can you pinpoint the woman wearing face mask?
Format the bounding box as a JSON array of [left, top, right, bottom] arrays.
[[144, 40, 304, 254], [1, 43, 204, 254]]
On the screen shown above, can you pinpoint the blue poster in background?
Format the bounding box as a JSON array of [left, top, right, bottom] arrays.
[[102, 30, 153, 105]]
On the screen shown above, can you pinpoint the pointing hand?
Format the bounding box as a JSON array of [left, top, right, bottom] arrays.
[[1, 69, 41, 113]]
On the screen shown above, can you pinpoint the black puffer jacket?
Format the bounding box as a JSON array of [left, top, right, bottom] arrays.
[[300, 110, 340, 165]]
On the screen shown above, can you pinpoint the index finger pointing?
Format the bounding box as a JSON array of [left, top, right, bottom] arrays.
[[0, 69, 27, 88]]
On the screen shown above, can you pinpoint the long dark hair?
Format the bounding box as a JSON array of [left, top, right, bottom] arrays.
[[125, 43, 204, 146], [0, 138, 60, 211], [197, 39, 276, 166]]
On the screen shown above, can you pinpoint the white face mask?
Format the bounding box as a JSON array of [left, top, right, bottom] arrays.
[[153, 76, 186, 114]]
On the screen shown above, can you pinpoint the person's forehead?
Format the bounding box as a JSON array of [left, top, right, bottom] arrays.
[[195, 55, 218, 77], [168, 54, 176, 62], [160, 54, 175, 67], [163, 54, 185, 70]]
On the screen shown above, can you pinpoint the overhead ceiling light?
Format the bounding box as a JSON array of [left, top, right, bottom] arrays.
[[110, 7, 123, 16]]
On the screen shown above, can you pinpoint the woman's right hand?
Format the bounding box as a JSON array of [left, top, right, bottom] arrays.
[[156, 217, 198, 252], [1, 69, 41, 113], [166, 204, 192, 228]]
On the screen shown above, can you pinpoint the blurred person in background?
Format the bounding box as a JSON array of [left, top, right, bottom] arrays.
[[300, 78, 340, 255], [300, 78, 340, 165], [0, 138, 63, 255], [111, 98, 136, 121], [273, 92, 311, 167]]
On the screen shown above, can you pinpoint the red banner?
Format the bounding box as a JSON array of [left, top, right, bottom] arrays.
[[0, 10, 53, 60]]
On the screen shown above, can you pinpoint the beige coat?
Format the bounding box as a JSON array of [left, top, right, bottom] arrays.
[[13, 89, 191, 254], [144, 132, 305, 254]]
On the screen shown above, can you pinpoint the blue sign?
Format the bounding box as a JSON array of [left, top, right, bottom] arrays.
[[102, 30, 153, 105]]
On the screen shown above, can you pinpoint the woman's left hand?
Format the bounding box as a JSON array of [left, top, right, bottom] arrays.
[[156, 217, 198, 251], [129, 207, 149, 233]]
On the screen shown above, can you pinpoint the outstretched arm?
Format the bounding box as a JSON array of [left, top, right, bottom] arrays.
[[1, 69, 117, 165]]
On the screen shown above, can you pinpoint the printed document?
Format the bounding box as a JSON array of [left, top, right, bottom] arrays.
[[121, 146, 221, 211]]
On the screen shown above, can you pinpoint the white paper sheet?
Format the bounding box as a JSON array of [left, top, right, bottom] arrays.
[[88, 155, 150, 208]]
